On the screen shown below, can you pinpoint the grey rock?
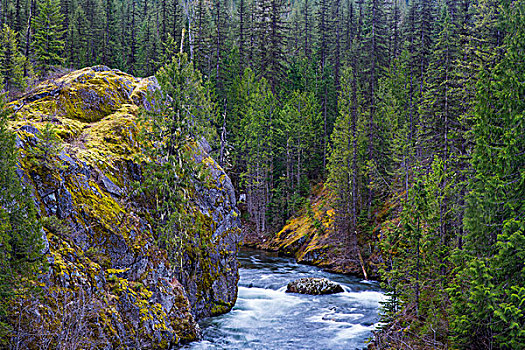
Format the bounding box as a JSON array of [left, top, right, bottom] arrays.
[[101, 175, 122, 197], [286, 277, 344, 295]]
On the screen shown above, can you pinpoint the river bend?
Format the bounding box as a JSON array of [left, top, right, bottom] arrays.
[[185, 248, 384, 350]]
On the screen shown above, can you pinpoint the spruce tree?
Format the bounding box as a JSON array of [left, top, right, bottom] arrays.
[[0, 93, 43, 346], [0, 24, 27, 91], [449, 1, 525, 347], [32, 0, 65, 74]]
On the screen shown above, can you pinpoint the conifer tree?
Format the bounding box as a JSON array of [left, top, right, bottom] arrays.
[[140, 52, 216, 265], [362, 0, 389, 215], [254, 0, 287, 91], [0, 93, 43, 345], [449, 2, 525, 347], [0, 24, 27, 91], [32, 0, 65, 74], [68, 2, 88, 68], [328, 67, 365, 267], [102, 0, 117, 66], [210, 0, 229, 91], [235, 68, 275, 233], [237, 0, 249, 73], [272, 90, 322, 223]]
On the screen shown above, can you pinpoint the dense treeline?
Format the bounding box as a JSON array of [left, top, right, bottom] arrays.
[[0, 0, 523, 348]]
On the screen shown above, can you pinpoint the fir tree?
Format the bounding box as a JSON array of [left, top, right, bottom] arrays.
[[450, 1, 525, 347], [0, 24, 27, 91], [0, 93, 43, 346], [32, 0, 65, 74]]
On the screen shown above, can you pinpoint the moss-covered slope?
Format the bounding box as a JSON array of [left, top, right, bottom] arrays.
[[245, 184, 379, 278], [8, 66, 241, 349]]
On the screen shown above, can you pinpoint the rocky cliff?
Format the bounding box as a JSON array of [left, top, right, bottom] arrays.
[[8, 66, 241, 349]]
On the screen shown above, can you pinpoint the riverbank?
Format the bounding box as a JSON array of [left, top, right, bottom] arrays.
[[242, 185, 383, 279]]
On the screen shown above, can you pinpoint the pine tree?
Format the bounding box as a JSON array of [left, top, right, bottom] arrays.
[[234, 68, 275, 233], [362, 0, 389, 215], [0, 93, 43, 345], [32, 0, 65, 74], [254, 0, 287, 91], [272, 90, 322, 223], [0, 24, 27, 91], [210, 0, 230, 91], [237, 0, 249, 73], [378, 51, 412, 196], [138, 11, 161, 76], [328, 66, 366, 269], [449, 1, 525, 347], [102, 0, 117, 66], [139, 52, 216, 264], [68, 1, 88, 68]]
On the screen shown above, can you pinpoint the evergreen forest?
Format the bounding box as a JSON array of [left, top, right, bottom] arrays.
[[0, 0, 524, 348]]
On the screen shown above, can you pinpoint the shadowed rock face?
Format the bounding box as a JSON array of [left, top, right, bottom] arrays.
[[286, 277, 344, 295], [9, 66, 241, 349]]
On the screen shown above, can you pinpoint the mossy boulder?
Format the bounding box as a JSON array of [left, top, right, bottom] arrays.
[[286, 277, 344, 295], [8, 66, 241, 349]]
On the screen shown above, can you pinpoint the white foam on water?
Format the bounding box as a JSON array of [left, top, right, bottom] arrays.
[[338, 290, 387, 308], [332, 323, 376, 342], [234, 286, 305, 322], [307, 311, 365, 325], [342, 285, 353, 293], [360, 279, 379, 285]]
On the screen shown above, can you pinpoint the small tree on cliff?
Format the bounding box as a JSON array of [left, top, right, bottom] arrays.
[[0, 93, 44, 345], [139, 52, 216, 267]]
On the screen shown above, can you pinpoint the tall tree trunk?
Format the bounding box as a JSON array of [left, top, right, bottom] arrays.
[[24, 0, 36, 77], [130, 0, 136, 74]]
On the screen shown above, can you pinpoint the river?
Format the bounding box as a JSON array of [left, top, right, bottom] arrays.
[[184, 248, 385, 350]]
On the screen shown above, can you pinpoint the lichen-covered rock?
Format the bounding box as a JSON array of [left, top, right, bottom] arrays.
[[286, 277, 344, 295], [8, 66, 241, 349]]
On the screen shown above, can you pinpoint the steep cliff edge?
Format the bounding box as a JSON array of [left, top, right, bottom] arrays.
[[8, 66, 241, 349]]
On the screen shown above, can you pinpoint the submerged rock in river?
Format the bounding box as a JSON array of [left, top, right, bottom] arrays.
[[286, 277, 344, 295]]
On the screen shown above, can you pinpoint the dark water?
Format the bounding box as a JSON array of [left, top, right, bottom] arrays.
[[184, 248, 385, 350]]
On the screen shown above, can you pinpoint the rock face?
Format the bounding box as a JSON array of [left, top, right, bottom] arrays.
[[8, 66, 241, 349], [286, 277, 344, 295]]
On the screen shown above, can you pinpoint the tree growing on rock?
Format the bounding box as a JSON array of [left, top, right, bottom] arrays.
[[139, 52, 216, 267], [25, 122, 64, 170], [0, 93, 44, 346]]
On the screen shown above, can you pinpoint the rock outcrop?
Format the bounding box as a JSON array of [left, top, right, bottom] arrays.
[[286, 277, 344, 295], [8, 66, 241, 349]]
